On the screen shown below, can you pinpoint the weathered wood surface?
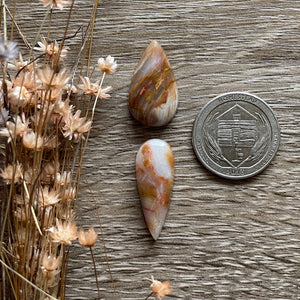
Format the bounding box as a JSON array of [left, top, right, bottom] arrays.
[[11, 0, 300, 299]]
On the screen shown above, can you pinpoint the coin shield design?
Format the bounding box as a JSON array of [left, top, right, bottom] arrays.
[[192, 92, 280, 179]]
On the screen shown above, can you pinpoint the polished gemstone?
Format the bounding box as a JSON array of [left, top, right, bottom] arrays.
[[136, 139, 174, 240], [129, 41, 178, 127]]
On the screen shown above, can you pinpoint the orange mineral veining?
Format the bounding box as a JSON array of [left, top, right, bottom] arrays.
[[129, 40, 178, 127], [136, 139, 174, 240]]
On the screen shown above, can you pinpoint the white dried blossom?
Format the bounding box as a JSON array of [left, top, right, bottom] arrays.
[[97, 55, 117, 75]]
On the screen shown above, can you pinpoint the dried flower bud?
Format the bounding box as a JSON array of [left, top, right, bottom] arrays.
[[77, 76, 112, 98], [44, 136, 59, 150], [39, 0, 71, 10], [41, 253, 61, 284], [24, 167, 34, 185], [56, 171, 71, 186], [150, 275, 172, 300], [40, 161, 59, 183], [22, 130, 44, 150], [8, 53, 34, 72], [64, 84, 78, 94], [12, 70, 38, 92], [37, 66, 70, 90], [43, 161, 60, 177], [14, 193, 29, 205], [41, 253, 61, 272], [0, 113, 29, 143], [8, 86, 32, 108], [0, 162, 23, 184], [62, 109, 92, 140], [49, 219, 77, 245], [14, 204, 30, 222], [34, 37, 69, 61], [38, 186, 61, 207], [78, 227, 98, 247], [97, 55, 117, 75], [62, 187, 77, 202]]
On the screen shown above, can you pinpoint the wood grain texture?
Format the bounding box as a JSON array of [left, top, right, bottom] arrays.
[[10, 0, 300, 299]]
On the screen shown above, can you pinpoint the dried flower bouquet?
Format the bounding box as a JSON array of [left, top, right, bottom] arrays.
[[0, 1, 117, 299]]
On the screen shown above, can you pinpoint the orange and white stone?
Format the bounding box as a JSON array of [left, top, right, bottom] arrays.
[[136, 139, 174, 240], [129, 40, 178, 127]]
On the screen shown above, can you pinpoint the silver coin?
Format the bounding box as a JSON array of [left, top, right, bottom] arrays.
[[192, 92, 280, 179]]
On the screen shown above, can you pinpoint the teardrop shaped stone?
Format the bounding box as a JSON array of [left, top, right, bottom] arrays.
[[129, 40, 178, 127], [136, 139, 174, 240]]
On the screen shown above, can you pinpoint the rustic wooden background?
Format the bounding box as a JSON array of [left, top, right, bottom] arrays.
[[9, 0, 300, 299]]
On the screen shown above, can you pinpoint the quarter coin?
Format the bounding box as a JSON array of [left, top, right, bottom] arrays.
[[192, 92, 280, 179]]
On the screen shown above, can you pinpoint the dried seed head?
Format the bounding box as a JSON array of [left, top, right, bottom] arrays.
[[62, 109, 92, 140], [150, 275, 172, 300], [62, 187, 77, 202], [0, 162, 23, 184], [96, 86, 112, 99], [34, 37, 69, 61], [14, 204, 30, 222], [39, 0, 71, 10], [0, 113, 29, 143], [38, 186, 61, 207], [97, 55, 117, 75], [8, 114, 29, 136], [23, 167, 32, 183], [43, 161, 60, 176], [78, 227, 98, 247], [44, 136, 59, 150], [39, 161, 59, 184], [8, 86, 32, 108], [41, 253, 61, 272], [12, 71, 39, 92], [37, 66, 70, 90], [55, 171, 71, 186], [77, 76, 112, 98], [8, 52, 34, 72], [14, 193, 30, 205], [41, 253, 61, 285], [53, 98, 73, 118], [49, 219, 77, 245], [22, 130, 44, 150], [64, 84, 78, 94]]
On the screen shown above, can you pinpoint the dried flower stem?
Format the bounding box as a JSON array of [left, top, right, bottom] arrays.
[[60, 246, 69, 299], [28, 4, 52, 60], [91, 72, 105, 120], [4, 4, 31, 49], [145, 292, 154, 300], [86, 0, 99, 74], [80, 167, 118, 298], [1, 0, 8, 81], [90, 246, 101, 299], [2, 0, 7, 42], [0, 258, 57, 300]]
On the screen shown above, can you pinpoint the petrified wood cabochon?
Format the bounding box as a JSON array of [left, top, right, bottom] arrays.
[[129, 40, 178, 127]]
